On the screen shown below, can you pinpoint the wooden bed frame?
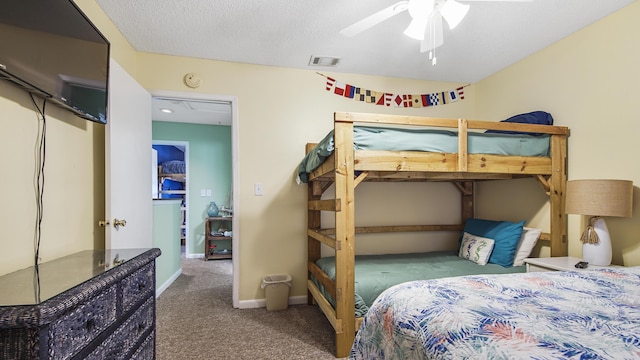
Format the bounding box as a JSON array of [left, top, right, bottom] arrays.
[[304, 111, 570, 358]]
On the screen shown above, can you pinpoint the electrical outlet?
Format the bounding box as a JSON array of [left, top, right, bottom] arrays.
[[254, 183, 263, 196], [206, 189, 212, 197], [200, 189, 206, 197]]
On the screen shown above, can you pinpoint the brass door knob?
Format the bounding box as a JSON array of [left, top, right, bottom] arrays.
[[113, 218, 127, 229]]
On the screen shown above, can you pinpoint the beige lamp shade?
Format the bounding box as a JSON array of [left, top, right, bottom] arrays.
[[565, 179, 633, 217]]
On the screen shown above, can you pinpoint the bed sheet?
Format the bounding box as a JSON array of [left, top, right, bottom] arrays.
[[314, 251, 525, 317], [349, 267, 640, 359], [297, 126, 550, 183]]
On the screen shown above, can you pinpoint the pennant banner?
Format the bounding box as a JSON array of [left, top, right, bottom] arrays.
[[321, 74, 466, 108]]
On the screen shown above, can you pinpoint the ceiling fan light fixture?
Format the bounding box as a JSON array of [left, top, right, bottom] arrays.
[[404, 17, 428, 40], [420, 14, 444, 52], [440, 0, 469, 29], [404, 0, 434, 40]]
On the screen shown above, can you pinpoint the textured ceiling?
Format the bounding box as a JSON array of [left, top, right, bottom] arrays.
[[95, 0, 635, 125], [96, 0, 634, 83]]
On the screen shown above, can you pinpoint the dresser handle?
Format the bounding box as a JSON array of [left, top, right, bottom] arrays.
[[137, 321, 146, 333], [138, 283, 146, 291], [86, 319, 95, 332]]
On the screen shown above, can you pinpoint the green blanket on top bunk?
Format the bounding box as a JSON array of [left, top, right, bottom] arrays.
[[297, 126, 551, 183], [314, 251, 526, 317]]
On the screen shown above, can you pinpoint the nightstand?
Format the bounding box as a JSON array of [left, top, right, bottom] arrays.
[[523, 256, 619, 272]]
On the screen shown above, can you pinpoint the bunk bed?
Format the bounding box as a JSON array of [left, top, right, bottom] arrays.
[[158, 160, 187, 243], [300, 112, 570, 358], [158, 160, 186, 183]]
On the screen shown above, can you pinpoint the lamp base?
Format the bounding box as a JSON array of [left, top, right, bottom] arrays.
[[582, 217, 612, 266]]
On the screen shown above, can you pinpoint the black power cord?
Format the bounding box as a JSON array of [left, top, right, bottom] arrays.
[[30, 94, 47, 267]]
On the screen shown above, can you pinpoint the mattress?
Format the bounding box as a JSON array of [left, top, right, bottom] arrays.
[[350, 266, 640, 359], [297, 126, 550, 183], [314, 251, 525, 317]]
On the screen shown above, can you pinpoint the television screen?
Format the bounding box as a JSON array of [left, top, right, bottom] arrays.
[[0, 0, 110, 124]]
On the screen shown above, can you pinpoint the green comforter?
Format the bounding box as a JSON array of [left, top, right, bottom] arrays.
[[297, 126, 550, 183], [314, 251, 525, 317]]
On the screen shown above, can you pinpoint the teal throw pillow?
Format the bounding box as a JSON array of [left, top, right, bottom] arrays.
[[461, 218, 525, 267]]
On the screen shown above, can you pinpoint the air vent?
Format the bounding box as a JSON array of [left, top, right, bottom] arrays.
[[308, 55, 340, 67]]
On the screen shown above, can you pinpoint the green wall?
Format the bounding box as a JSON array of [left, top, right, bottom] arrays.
[[152, 121, 232, 256], [152, 200, 181, 291]]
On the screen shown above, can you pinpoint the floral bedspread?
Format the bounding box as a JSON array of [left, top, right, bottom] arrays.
[[349, 267, 640, 359]]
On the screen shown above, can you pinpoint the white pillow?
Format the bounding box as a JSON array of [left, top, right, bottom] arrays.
[[458, 232, 495, 266], [512, 227, 542, 266]]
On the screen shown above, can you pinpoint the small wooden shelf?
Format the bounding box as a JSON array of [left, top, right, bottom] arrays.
[[205, 216, 232, 260]]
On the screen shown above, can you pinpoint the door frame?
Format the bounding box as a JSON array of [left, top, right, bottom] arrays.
[[150, 89, 240, 309]]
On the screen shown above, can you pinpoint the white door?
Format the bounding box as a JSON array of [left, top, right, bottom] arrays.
[[105, 60, 152, 249]]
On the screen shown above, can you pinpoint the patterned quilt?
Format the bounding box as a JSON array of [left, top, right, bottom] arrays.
[[349, 267, 640, 359]]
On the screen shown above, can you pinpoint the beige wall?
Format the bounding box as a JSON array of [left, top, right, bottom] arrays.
[[0, 0, 137, 276], [135, 53, 473, 300], [0, 80, 103, 275], [475, 2, 640, 265]]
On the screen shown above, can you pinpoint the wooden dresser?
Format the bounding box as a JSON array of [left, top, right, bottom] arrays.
[[0, 248, 161, 359]]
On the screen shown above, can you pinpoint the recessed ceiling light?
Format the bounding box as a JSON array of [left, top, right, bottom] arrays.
[[160, 108, 174, 113]]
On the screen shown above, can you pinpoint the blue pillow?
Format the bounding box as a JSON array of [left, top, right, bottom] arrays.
[[460, 218, 525, 267], [485, 111, 553, 136]]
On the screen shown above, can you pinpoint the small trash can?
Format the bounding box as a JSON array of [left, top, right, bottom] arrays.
[[261, 274, 292, 311]]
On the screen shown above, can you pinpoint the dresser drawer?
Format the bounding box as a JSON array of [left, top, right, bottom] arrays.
[[122, 262, 154, 312], [85, 295, 154, 360], [48, 285, 117, 360], [130, 330, 155, 360]]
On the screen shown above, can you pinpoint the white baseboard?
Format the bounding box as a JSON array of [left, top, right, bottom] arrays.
[[186, 253, 204, 259], [289, 295, 308, 305], [156, 268, 182, 297], [237, 295, 307, 309]]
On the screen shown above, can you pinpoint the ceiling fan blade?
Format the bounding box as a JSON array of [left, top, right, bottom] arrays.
[[420, 14, 444, 53], [340, 1, 409, 37]]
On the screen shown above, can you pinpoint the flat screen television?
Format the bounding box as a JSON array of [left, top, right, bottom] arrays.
[[0, 0, 110, 124]]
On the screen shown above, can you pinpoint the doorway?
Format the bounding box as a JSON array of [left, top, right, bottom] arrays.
[[153, 141, 189, 252], [151, 90, 240, 309]]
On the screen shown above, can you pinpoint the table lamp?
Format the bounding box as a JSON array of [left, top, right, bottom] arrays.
[[565, 179, 633, 266]]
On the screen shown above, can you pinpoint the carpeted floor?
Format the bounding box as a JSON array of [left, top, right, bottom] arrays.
[[155, 256, 339, 359]]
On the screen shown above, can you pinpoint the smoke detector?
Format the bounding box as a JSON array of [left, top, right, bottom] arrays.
[[184, 73, 201, 88]]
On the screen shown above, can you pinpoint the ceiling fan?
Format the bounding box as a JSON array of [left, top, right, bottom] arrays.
[[340, 0, 532, 64]]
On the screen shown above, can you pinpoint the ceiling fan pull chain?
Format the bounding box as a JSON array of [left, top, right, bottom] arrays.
[[431, 16, 437, 66]]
